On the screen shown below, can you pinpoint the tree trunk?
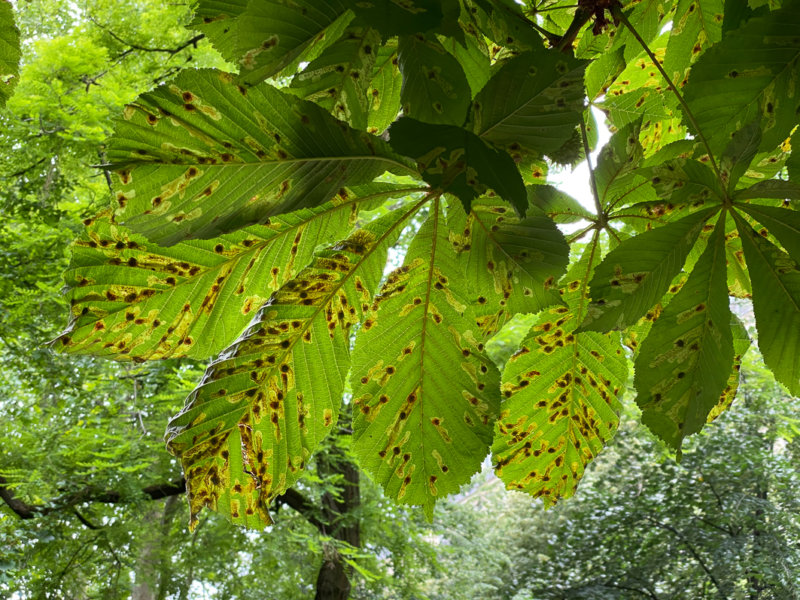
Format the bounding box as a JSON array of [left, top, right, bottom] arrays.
[[131, 503, 159, 600], [132, 496, 179, 600], [314, 449, 361, 600]]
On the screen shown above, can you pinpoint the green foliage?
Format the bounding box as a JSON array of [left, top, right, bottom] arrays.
[[0, 0, 20, 107], [43, 0, 800, 532]]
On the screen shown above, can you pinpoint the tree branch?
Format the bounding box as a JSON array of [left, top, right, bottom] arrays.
[[0, 474, 324, 532], [645, 516, 728, 599]]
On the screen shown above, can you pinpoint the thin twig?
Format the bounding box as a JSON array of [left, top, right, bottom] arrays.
[[567, 223, 596, 243], [580, 118, 604, 224]]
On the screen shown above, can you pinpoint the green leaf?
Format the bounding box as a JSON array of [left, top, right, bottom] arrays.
[[788, 129, 800, 182], [192, 0, 247, 62], [448, 198, 569, 337], [635, 217, 733, 448], [621, 274, 687, 354], [612, 0, 677, 63], [469, 0, 544, 51], [663, 0, 724, 84], [468, 49, 586, 159], [352, 198, 501, 512], [493, 239, 628, 505], [366, 42, 402, 134], [54, 186, 421, 362], [734, 210, 800, 394], [166, 205, 419, 529], [0, 0, 20, 108], [349, 0, 443, 37], [108, 69, 415, 245], [581, 208, 719, 332], [388, 117, 526, 215], [683, 2, 800, 153], [707, 314, 751, 423], [738, 204, 800, 262], [600, 33, 680, 132], [440, 28, 491, 97], [397, 33, 471, 126], [733, 179, 800, 205], [585, 46, 625, 101], [593, 121, 655, 212], [235, 1, 353, 85], [288, 27, 381, 130], [527, 185, 594, 224], [720, 121, 762, 193]]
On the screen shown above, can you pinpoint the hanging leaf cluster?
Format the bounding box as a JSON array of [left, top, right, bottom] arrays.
[[53, 0, 800, 529]]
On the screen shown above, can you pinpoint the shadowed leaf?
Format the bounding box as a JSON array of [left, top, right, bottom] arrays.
[[469, 49, 586, 161], [236, 1, 353, 85], [389, 116, 527, 215], [397, 32, 471, 126], [350, 0, 444, 37]]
